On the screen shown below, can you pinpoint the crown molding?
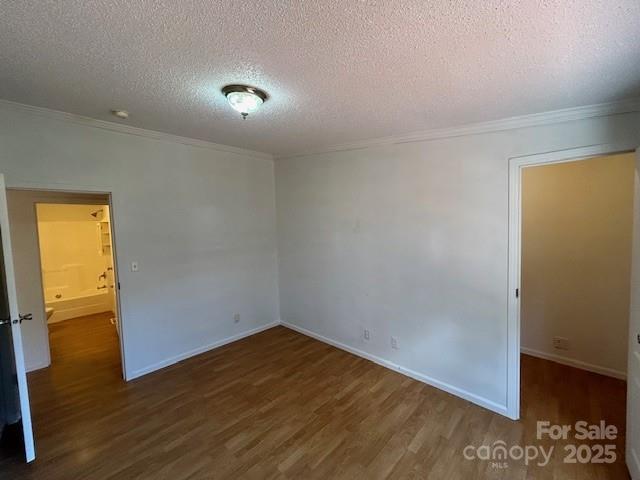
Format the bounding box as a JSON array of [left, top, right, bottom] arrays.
[[278, 97, 640, 160], [3, 97, 638, 162], [0, 99, 273, 161]]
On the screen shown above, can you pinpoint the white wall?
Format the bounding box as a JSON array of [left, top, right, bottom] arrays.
[[276, 112, 640, 413], [3, 99, 639, 415], [521, 154, 634, 378], [0, 103, 279, 379]]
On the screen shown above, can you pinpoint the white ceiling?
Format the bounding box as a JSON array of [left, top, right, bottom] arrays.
[[1, 1, 639, 157]]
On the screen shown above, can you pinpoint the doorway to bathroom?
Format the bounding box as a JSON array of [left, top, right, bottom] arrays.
[[36, 202, 121, 370], [5, 189, 124, 380], [36, 204, 117, 327]]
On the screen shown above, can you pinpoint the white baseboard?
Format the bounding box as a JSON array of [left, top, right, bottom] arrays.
[[521, 347, 626, 380], [281, 321, 508, 418], [628, 447, 640, 480], [127, 321, 280, 380]]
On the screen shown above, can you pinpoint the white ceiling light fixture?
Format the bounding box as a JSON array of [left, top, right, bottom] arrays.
[[222, 84, 268, 119]]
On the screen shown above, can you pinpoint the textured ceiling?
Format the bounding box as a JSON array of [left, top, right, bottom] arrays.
[[1, 1, 639, 157]]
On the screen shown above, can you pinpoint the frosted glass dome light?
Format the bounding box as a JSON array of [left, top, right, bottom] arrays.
[[222, 85, 268, 119], [226, 91, 263, 115]]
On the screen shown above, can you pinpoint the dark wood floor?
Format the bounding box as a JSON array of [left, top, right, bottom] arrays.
[[0, 314, 630, 479]]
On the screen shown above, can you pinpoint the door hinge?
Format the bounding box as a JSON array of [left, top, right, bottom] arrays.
[[516, 288, 519, 298], [117, 282, 121, 290]]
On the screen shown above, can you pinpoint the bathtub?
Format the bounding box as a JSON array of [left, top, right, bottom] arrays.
[[45, 289, 114, 324]]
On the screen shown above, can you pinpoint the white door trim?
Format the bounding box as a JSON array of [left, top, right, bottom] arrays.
[[5, 180, 129, 381], [627, 148, 640, 480], [506, 142, 638, 420]]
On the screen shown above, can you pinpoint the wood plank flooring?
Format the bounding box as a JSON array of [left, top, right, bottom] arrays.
[[0, 314, 630, 479]]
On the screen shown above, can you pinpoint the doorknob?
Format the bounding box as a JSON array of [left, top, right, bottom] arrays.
[[0, 314, 33, 326]]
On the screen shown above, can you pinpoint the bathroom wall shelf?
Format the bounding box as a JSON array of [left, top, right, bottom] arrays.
[[98, 221, 112, 255]]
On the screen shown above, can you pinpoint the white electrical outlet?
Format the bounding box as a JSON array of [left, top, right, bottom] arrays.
[[391, 336, 398, 349], [364, 329, 370, 340], [233, 313, 240, 323], [553, 336, 570, 350]]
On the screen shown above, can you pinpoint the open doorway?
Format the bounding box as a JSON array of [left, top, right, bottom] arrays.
[[35, 202, 120, 373], [507, 145, 640, 477], [520, 152, 633, 460], [5, 190, 124, 381], [520, 152, 633, 379]]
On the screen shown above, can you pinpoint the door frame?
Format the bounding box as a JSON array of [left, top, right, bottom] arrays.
[[506, 142, 638, 420], [6, 182, 128, 381]]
